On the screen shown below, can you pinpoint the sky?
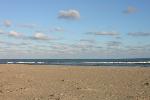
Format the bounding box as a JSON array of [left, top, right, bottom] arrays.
[[0, 0, 150, 59]]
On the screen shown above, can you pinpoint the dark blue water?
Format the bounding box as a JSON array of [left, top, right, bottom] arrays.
[[0, 58, 150, 67]]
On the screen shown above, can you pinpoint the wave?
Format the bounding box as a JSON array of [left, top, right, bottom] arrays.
[[2, 59, 150, 66], [37, 62, 45, 64], [7, 61, 45, 64], [16, 62, 35, 64], [82, 61, 150, 64], [7, 62, 14, 64], [6, 61, 150, 64]]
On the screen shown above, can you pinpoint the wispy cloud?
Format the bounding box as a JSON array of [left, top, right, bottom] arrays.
[[123, 6, 138, 14], [3, 20, 12, 27], [0, 41, 18, 46], [54, 27, 65, 32], [18, 24, 37, 29], [80, 39, 95, 43], [106, 41, 122, 47], [125, 44, 150, 57], [0, 29, 5, 34], [58, 9, 80, 20], [128, 32, 150, 36], [0, 30, 23, 38], [86, 31, 119, 36]]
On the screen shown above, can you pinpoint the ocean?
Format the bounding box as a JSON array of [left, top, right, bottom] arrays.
[[0, 58, 150, 67]]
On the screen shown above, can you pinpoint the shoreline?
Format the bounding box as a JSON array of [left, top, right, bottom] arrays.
[[0, 64, 149, 68]]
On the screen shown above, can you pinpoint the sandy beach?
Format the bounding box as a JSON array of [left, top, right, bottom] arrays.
[[0, 64, 150, 100]]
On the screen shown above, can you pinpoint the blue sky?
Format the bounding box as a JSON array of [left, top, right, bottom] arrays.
[[0, 0, 150, 59]]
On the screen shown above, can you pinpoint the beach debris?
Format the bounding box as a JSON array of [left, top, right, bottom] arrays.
[[144, 82, 149, 86], [48, 93, 61, 100], [61, 79, 65, 82], [49, 94, 54, 97], [76, 87, 82, 90]]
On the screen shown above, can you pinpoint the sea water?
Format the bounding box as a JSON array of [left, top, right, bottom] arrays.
[[0, 58, 150, 67]]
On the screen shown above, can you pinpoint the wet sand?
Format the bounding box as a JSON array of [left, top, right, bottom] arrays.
[[0, 64, 150, 100]]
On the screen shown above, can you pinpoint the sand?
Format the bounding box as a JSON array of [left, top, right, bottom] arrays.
[[0, 64, 150, 100]]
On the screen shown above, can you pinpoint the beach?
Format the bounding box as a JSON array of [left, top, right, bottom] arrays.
[[0, 64, 150, 100]]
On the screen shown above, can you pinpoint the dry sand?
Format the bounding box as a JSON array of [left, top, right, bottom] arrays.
[[0, 64, 150, 100]]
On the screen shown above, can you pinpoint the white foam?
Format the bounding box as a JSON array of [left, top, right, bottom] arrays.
[[37, 62, 44, 64], [16, 62, 35, 64], [83, 61, 150, 64], [7, 62, 14, 64]]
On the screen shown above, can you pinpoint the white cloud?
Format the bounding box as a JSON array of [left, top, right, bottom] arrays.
[[9, 31, 21, 37], [4, 20, 12, 27], [33, 32, 49, 40], [0, 29, 55, 41], [0, 30, 25, 38], [123, 6, 138, 14], [58, 9, 80, 20]]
